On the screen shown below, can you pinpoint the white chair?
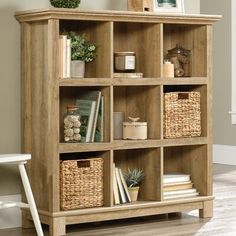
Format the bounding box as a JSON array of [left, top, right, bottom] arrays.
[[0, 154, 44, 236]]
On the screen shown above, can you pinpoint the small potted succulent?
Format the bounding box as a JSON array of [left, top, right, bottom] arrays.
[[69, 32, 97, 78], [124, 168, 144, 202], [50, 0, 80, 8]]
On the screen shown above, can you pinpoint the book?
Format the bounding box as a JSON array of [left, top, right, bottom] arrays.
[[95, 96, 104, 142], [76, 99, 96, 142], [75, 90, 102, 142], [115, 167, 127, 204], [164, 181, 193, 192], [91, 92, 101, 142], [113, 164, 120, 205], [118, 168, 131, 202], [164, 191, 199, 200], [66, 38, 71, 78], [113, 72, 143, 78], [59, 35, 67, 78], [164, 188, 197, 197], [163, 174, 190, 184]]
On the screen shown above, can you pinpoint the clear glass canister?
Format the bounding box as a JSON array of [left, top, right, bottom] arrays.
[[166, 44, 191, 77], [64, 106, 81, 142]]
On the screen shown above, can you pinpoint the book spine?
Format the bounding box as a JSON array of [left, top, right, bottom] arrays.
[[61, 35, 67, 78], [91, 92, 101, 142], [118, 168, 131, 202], [113, 164, 120, 205], [115, 167, 126, 203], [66, 38, 71, 78], [85, 101, 96, 142]]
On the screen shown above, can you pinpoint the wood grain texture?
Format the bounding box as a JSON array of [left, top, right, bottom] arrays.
[[114, 22, 161, 78], [15, 9, 222, 24]]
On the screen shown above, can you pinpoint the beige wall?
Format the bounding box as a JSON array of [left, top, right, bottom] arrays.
[[201, 0, 236, 145], [0, 0, 199, 196]]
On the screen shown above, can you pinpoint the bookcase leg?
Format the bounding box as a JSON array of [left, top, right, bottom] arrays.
[[49, 217, 66, 236], [199, 200, 213, 218]]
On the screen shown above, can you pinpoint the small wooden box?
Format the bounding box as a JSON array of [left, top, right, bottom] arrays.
[[127, 0, 153, 12]]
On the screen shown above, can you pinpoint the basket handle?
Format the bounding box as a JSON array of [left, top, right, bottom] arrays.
[[178, 93, 189, 100], [77, 160, 91, 168]]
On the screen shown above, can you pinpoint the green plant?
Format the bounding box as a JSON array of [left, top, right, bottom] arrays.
[[124, 168, 145, 188], [50, 0, 80, 8], [69, 32, 97, 62]]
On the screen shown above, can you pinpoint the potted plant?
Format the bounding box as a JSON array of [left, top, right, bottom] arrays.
[[124, 168, 144, 202], [50, 0, 80, 8], [69, 32, 97, 78]]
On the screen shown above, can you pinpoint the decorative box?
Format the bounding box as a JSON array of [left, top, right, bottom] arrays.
[[127, 0, 153, 12], [123, 117, 147, 140]]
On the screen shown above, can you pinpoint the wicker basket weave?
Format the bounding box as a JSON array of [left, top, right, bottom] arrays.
[[60, 158, 103, 210], [164, 92, 201, 139]]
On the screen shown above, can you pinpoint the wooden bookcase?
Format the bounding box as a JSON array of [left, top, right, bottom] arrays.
[[15, 9, 221, 236]]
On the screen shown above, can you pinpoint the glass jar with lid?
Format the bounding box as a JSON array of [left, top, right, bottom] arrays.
[[64, 105, 81, 142], [166, 44, 191, 77]]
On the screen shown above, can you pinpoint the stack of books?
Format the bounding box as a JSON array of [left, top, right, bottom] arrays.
[[163, 174, 199, 200], [76, 90, 104, 143], [113, 164, 131, 205], [59, 35, 71, 78]]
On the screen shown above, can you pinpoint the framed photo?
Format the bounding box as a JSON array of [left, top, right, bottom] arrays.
[[153, 0, 185, 13]]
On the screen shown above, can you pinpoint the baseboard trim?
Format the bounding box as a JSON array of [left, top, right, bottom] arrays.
[[0, 194, 22, 229], [213, 144, 236, 165]]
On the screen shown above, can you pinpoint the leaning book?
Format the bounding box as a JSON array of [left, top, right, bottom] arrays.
[[76, 99, 96, 142]]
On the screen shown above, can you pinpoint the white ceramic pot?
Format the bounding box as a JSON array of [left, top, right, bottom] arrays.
[[71, 60, 85, 78], [128, 186, 139, 202]]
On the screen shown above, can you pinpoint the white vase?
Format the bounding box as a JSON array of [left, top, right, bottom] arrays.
[[71, 60, 85, 78]]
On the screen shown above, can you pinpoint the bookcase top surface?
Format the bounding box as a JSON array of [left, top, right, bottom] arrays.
[[15, 8, 222, 24]]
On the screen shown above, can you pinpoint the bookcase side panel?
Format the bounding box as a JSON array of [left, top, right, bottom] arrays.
[[206, 25, 213, 196], [21, 19, 60, 212]]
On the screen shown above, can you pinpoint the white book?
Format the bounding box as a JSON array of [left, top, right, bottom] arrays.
[[164, 188, 197, 196], [113, 164, 120, 205], [66, 38, 71, 78], [164, 181, 192, 187], [115, 167, 127, 204], [91, 91, 101, 142], [59, 35, 67, 78], [164, 192, 199, 200], [118, 168, 131, 202], [163, 174, 190, 184]]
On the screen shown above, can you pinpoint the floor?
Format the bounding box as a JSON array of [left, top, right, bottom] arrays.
[[0, 164, 236, 236]]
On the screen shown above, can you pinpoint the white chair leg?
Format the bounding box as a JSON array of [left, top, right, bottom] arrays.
[[18, 163, 44, 236]]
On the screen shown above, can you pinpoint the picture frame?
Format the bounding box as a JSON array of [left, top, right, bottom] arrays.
[[153, 0, 185, 13]]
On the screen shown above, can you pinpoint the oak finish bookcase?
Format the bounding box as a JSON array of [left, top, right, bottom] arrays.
[[15, 9, 221, 236]]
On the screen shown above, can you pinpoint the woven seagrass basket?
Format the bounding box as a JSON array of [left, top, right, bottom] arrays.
[[164, 92, 201, 139], [60, 158, 103, 210]]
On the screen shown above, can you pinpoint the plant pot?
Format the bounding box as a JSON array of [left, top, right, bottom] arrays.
[[50, 0, 80, 8], [71, 60, 85, 78], [128, 187, 139, 202]]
